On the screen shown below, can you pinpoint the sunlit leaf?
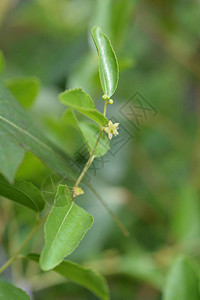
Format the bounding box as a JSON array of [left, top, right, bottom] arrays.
[[0, 281, 30, 300], [59, 88, 108, 126], [91, 26, 119, 98], [0, 174, 45, 211], [163, 256, 200, 300], [40, 185, 94, 271], [6, 77, 40, 109], [27, 253, 109, 300]]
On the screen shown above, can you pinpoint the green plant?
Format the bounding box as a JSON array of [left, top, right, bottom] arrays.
[[0, 26, 121, 300]]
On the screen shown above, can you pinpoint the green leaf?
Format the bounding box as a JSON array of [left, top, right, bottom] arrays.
[[78, 121, 110, 157], [40, 185, 94, 271], [59, 88, 108, 126], [0, 281, 30, 300], [6, 77, 40, 109], [91, 26, 119, 98], [0, 129, 25, 182], [27, 253, 109, 300], [0, 174, 45, 211], [0, 80, 76, 183], [163, 256, 200, 300], [55, 260, 109, 300], [63, 110, 109, 157]]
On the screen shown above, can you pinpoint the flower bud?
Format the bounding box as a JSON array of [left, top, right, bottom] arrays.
[[73, 186, 84, 198], [102, 94, 109, 101]]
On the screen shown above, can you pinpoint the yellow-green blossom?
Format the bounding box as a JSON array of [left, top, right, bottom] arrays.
[[104, 120, 119, 140]]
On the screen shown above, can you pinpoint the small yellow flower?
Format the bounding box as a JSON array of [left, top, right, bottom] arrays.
[[73, 186, 84, 198], [104, 120, 120, 140]]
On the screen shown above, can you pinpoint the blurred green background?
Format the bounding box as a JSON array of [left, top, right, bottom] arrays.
[[0, 0, 200, 299]]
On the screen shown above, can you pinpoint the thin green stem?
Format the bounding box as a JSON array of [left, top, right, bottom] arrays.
[[0, 216, 47, 275], [74, 129, 103, 188], [74, 101, 108, 189], [103, 101, 108, 116], [86, 183, 130, 237]]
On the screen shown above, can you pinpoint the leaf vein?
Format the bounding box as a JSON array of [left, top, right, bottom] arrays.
[[0, 116, 52, 152]]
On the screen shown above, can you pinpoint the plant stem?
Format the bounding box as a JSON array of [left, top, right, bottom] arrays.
[[74, 101, 108, 189], [74, 128, 103, 188], [86, 183, 130, 237], [103, 101, 108, 116], [0, 216, 47, 275]]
